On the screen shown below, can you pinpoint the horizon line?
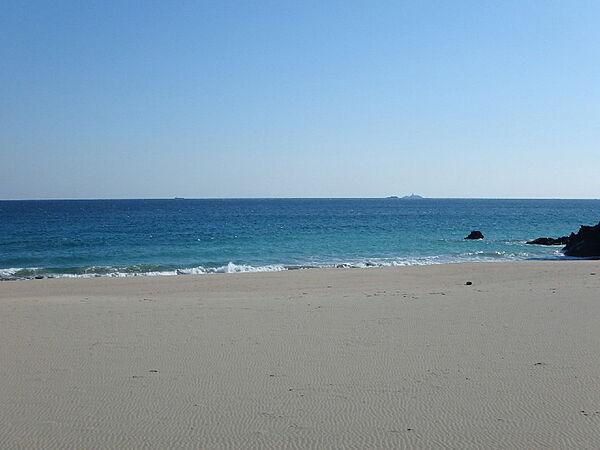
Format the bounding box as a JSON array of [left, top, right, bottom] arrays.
[[1, 196, 599, 201]]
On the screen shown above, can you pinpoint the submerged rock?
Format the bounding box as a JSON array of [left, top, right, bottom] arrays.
[[526, 236, 570, 246], [465, 230, 484, 240], [562, 222, 600, 257]]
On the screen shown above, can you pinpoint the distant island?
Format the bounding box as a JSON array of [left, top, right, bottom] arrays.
[[387, 194, 424, 200], [402, 194, 424, 200]]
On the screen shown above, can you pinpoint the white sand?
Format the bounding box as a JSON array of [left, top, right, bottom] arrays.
[[1, 261, 600, 448]]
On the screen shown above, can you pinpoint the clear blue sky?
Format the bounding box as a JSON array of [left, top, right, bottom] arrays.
[[1, 0, 599, 199]]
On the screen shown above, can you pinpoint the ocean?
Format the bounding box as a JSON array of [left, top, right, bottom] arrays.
[[1, 198, 599, 279]]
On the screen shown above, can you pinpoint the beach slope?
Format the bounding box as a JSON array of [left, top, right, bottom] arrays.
[[1, 261, 600, 448]]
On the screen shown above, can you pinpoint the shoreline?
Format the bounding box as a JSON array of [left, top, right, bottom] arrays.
[[0, 253, 578, 282], [2, 260, 600, 448], [1, 259, 596, 290]]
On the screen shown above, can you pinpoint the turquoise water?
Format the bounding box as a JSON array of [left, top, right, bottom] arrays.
[[0, 198, 599, 279]]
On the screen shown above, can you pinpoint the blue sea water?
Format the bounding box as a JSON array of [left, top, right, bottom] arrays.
[[1, 198, 599, 279]]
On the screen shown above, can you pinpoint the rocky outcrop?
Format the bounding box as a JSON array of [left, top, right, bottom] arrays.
[[526, 236, 570, 246], [562, 222, 600, 257], [465, 230, 484, 240]]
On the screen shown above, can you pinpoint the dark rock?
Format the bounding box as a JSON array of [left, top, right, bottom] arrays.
[[34, 275, 44, 279], [465, 230, 484, 240], [526, 236, 570, 246], [562, 222, 600, 257]]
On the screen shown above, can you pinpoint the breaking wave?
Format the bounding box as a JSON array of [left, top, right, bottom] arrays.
[[0, 250, 568, 281]]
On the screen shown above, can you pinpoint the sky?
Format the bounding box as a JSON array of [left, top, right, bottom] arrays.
[[1, 0, 599, 199]]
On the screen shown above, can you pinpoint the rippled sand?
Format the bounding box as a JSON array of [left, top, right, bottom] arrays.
[[1, 261, 600, 448]]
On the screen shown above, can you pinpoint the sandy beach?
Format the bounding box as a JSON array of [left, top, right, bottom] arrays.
[[1, 261, 600, 448]]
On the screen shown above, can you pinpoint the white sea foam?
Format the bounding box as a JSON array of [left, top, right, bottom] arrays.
[[0, 262, 287, 280], [0, 252, 569, 281], [0, 268, 21, 277], [177, 262, 286, 275]]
